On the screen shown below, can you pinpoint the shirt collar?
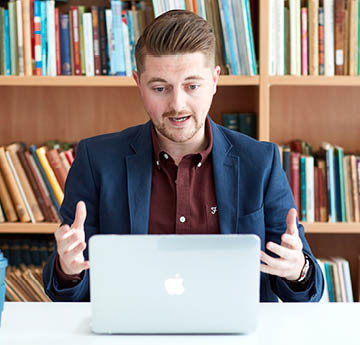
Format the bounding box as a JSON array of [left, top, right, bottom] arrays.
[[151, 116, 213, 166]]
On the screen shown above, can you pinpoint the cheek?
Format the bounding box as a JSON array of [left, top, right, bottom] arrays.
[[141, 92, 165, 119]]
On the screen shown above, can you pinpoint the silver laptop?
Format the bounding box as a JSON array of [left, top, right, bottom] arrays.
[[89, 234, 260, 334]]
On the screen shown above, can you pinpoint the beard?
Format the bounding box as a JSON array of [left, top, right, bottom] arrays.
[[155, 110, 204, 143]]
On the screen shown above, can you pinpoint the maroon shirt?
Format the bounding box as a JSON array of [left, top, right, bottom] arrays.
[[56, 118, 219, 285]]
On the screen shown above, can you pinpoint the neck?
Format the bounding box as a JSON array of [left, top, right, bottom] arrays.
[[156, 127, 208, 165]]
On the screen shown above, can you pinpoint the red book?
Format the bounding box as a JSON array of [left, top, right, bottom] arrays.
[[45, 149, 68, 192], [301, 7, 308, 75], [91, 6, 101, 75], [335, 0, 346, 75], [64, 148, 74, 165], [55, 8, 61, 75], [30, 0, 35, 71], [290, 152, 301, 215]]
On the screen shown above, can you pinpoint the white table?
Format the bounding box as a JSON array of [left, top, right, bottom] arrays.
[[0, 302, 359, 345]]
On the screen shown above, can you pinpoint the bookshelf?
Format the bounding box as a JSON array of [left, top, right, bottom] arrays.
[[1, 0, 360, 299]]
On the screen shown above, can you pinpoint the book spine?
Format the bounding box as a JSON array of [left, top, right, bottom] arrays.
[[121, 10, 132, 76], [335, 0, 346, 75], [105, 9, 112, 74], [16, 0, 25, 75], [314, 166, 320, 221], [300, 156, 306, 221], [0, 170, 18, 222], [47, 0, 56, 76], [305, 156, 314, 222], [4, 9, 11, 75], [33, 0, 41, 76], [55, 7, 60, 75], [0, 147, 30, 222], [35, 147, 64, 206], [111, 0, 126, 75], [324, 0, 335, 76], [59, 14, 72, 75], [308, 0, 319, 75], [301, 7, 308, 75], [317, 159, 328, 222], [319, 7, 324, 75], [83, 12, 94, 76], [8, 1, 19, 76], [22, 0, 32, 76], [290, 152, 301, 214], [349, 0, 358, 75], [71, 7, 82, 76], [78, 6, 86, 75], [7, 144, 44, 222], [45, 148, 68, 192], [40, 0, 46, 75], [350, 155, 360, 222], [98, 7, 108, 75], [91, 6, 101, 76]]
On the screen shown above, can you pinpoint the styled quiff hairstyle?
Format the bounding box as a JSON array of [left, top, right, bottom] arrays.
[[135, 10, 216, 76]]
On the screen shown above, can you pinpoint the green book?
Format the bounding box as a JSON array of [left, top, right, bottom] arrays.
[[78, 6, 86, 75], [8, 0, 18, 76], [222, 113, 239, 131], [335, 146, 346, 222]]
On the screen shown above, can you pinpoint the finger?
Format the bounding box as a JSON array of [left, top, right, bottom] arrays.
[[57, 231, 82, 255], [54, 224, 70, 242], [281, 233, 303, 251], [70, 260, 91, 273], [72, 201, 87, 229], [260, 251, 284, 271], [266, 241, 293, 261], [286, 208, 298, 236], [64, 241, 86, 258]]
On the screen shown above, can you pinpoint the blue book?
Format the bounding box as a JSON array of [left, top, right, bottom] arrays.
[[34, 0, 42, 73], [3, 10, 11, 75], [40, 1, 47, 76], [29, 145, 60, 213], [59, 14, 72, 75], [322, 143, 336, 223], [334, 155, 341, 222], [324, 262, 334, 302], [335, 147, 346, 222], [244, 0, 257, 75], [111, 0, 126, 76], [126, 11, 136, 72], [300, 156, 306, 221], [282, 147, 291, 184]]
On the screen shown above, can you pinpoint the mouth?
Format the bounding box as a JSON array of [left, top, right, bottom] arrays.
[[168, 115, 191, 123]]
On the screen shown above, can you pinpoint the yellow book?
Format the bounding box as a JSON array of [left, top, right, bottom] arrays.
[[35, 147, 64, 205]]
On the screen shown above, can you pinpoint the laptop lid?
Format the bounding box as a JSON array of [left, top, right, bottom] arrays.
[[89, 234, 260, 334]]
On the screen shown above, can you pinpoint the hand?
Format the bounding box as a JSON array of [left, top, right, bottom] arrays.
[[260, 208, 305, 281], [55, 201, 90, 276]]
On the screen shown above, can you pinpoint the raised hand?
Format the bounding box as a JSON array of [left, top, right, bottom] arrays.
[[260, 208, 305, 281], [55, 201, 90, 276]]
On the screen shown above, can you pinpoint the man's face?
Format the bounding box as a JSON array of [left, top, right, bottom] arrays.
[[134, 52, 220, 145]]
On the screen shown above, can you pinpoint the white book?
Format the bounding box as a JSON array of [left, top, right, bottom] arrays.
[[342, 259, 354, 302], [305, 156, 314, 223], [268, 0, 276, 75], [83, 13, 95, 77], [47, 0, 56, 77], [289, 0, 301, 75], [349, 0, 358, 75], [22, 0, 32, 76], [122, 12, 132, 76], [275, 0, 285, 75], [5, 151, 34, 223], [105, 9, 112, 72], [16, 0, 25, 76], [324, 0, 335, 76], [196, 0, 206, 20]]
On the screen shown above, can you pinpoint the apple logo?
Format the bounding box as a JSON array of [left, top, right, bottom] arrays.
[[164, 273, 185, 295]]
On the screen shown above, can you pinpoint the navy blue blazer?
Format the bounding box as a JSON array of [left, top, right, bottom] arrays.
[[43, 118, 324, 302]]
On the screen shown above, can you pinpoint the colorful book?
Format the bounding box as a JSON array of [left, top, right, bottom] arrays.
[[60, 14, 72, 75]]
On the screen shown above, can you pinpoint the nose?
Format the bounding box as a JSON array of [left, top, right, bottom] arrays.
[[169, 87, 186, 113]]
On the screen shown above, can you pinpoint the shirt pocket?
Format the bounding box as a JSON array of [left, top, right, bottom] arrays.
[[237, 205, 265, 242]]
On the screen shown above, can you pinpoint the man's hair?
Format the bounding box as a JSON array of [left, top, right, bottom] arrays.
[[135, 10, 216, 76]]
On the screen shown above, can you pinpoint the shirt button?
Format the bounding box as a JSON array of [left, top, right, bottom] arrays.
[[197, 162, 202, 168], [179, 216, 186, 223], [156, 160, 160, 166], [163, 153, 169, 159]]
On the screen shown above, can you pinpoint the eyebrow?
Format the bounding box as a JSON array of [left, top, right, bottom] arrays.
[[147, 75, 205, 85]]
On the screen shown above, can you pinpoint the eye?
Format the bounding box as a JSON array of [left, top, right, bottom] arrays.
[[188, 84, 199, 91], [153, 86, 166, 93]]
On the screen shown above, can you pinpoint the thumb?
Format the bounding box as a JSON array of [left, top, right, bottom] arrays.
[[72, 201, 87, 229], [286, 208, 298, 236]]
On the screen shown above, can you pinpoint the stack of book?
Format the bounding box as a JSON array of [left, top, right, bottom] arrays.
[[152, 0, 258, 76], [0, 141, 75, 224], [0, 0, 152, 76], [279, 140, 360, 223], [317, 257, 354, 302], [270, 0, 360, 76], [0, 238, 53, 302]]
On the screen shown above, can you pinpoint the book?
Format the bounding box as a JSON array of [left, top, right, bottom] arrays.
[[92, 6, 101, 76], [45, 148, 68, 192], [308, 0, 319, 75], [318, 6, 325, 75], [8, 0, 18, 76], [335, 0, 346, 75], [290, 152, 301, 214], [33, 0, 41, 75], [305, 155, 314, 222], [22, 0, 32, 76], [7, 143, 44, 222], [324, 0, 335, 76], [301, 7, 308, 75], [46, 0, 56, 76], [0, 170, 18, 222], [16, 0, 25, 76], [0, 147, 30, 222], [324, 261, 335, 302], [35, 147, 64, 206], [317, 159, 328, 222], [60, 14, 72, 75], [71, 6, 82, 76]]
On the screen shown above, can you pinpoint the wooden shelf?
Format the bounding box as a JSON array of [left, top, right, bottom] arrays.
[[269, 75, 360, 86], [0, 223, 59, 234], [0, 75, 259, 87], [303, 222, 360, 234]]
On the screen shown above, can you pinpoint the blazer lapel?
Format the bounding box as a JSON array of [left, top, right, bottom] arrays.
[[211, 120, 240, 234], [126, 122, 153, 234]]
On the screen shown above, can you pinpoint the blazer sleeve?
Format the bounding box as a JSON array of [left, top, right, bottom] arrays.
[[43, 139, 99, 302], [263, 144, 324, 302]]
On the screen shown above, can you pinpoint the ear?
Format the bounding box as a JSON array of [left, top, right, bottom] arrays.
[[133, 70, 140, 86], [212, 65, 221, 95]]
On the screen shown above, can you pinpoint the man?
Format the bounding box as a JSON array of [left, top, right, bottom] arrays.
[[43, 10, 324, 302]]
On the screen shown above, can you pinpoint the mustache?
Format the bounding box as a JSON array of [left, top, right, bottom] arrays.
[[162, 110, 192, 118]]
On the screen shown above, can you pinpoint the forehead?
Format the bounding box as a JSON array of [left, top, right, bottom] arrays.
[[141, 52, 210, 81]]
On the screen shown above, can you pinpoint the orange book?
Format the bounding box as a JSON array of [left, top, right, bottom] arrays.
[[0, 170, 18, 222], [71, 6, 82, 75], [45, 148, 68, 191]]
